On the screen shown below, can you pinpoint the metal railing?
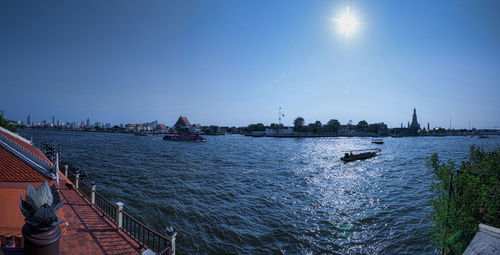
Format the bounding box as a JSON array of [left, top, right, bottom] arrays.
[[66, 169, 76, 184], [122, 211, 173, 254], [78, 180, 91, 200], [59, 161, 176, 255], [94, 191, 117, 223]]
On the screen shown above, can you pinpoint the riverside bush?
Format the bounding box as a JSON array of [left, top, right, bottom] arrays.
[[428, 145, 500, 254]]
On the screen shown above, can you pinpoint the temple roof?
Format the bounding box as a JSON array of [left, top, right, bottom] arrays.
[[0, 146, 48, 182], [174, 116, 191, 128], [0, 126, 54, 181]]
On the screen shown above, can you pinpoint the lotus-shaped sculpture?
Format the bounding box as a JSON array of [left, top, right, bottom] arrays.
[[19, 181, 64, 228]]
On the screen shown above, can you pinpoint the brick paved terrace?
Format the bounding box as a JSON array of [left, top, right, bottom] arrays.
[[59, 175, 143, 255]]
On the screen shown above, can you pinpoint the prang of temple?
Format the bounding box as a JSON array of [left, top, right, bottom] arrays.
[[391, 108, 421, 136], [410, 108, 420, 130]]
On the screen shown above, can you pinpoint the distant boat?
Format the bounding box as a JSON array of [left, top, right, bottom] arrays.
[[341, 148, 381, 162], [134, 133, 148, 136], [391, 134, 403, 138], [478, 134, 489, 138], [163, 134, 207, 142], [372, 139, 384, 144]]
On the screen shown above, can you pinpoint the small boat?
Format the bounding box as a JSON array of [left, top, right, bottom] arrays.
[[391, 134, 403, 138], [371, 139, 384, 144], [478, 134, 489, 138], [134, 133, 148, 136], [163, 133, 207, 142], [341, 148, 381, 162]]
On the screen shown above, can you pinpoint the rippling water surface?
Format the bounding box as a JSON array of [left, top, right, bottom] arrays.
[[22, 130, 500, 254]]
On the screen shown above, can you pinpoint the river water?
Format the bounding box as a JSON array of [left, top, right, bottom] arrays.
[[21, 130, 500, 254]]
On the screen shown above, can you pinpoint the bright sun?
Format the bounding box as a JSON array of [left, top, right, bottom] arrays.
[[335, 6, 359, 38]]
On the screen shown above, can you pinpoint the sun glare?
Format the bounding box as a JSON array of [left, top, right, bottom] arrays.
[[335, 6, 359, 38]]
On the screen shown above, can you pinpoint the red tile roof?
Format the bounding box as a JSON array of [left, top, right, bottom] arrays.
[[174, 116, 191, 128], [0, 146, 48, 182], [0, 128, 52, 166]]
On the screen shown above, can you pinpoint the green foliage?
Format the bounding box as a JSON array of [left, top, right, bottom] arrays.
[[325, 119, 341, 133], [269, 123, 284, 134], [0, 115, 18, 132], [428, 146, 500, 254], [247, 123, 266, 132], [308, 121, 322, 134], [293, 117, 304, 132], [357, 120, 368, 131]]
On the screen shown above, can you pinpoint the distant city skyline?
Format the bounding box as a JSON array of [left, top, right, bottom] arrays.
[[1, 1, 499, 129], [6, 108, 496, 130]]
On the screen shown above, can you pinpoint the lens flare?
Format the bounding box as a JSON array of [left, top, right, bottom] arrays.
[[335, 6, 359, 38]]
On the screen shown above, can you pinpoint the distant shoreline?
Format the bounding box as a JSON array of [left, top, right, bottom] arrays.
[[244, 133, 498, 138], [19, 127, 499, 138]]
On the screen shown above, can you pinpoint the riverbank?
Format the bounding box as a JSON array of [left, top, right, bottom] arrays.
[[244, 132, 499, 138], [20, 127, 500, 139]]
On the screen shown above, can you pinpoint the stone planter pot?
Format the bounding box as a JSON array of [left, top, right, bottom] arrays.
[[22, 224, 61, 255]]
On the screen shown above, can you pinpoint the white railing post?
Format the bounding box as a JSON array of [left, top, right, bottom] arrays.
[[91, 182, 96, 205], [75, 173, 80, 189], [166, 227, 177, 255], [64, 165, 68, 177], [115, 202, 123, 230]]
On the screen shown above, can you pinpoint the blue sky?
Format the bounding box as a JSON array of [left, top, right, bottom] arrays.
[[1, 0, 499, 128]]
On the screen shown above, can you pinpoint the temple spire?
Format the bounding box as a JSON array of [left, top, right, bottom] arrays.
[[410, 108, 420, 129]]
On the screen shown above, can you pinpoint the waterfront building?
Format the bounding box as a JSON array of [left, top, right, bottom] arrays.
[[144, 121, 158, 131], [368, 122, 389, 136], [26, 114, 30, 127], [125, 122, 160, 133], [390, 108, 422, 136], [126, 124, 138, 132], [174, 116, 191, 129], [0, 126, 59, 247], [174, 116, 192, 133], [156, 124, 168, 133]]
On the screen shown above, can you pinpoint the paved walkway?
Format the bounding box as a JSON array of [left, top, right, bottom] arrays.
[[58, 177, 143, 255]]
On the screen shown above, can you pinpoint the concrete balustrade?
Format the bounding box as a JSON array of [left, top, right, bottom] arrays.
[[91, 182, 96, 205], [75, 173, 79, 189], [115, 202, 124, 230]]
